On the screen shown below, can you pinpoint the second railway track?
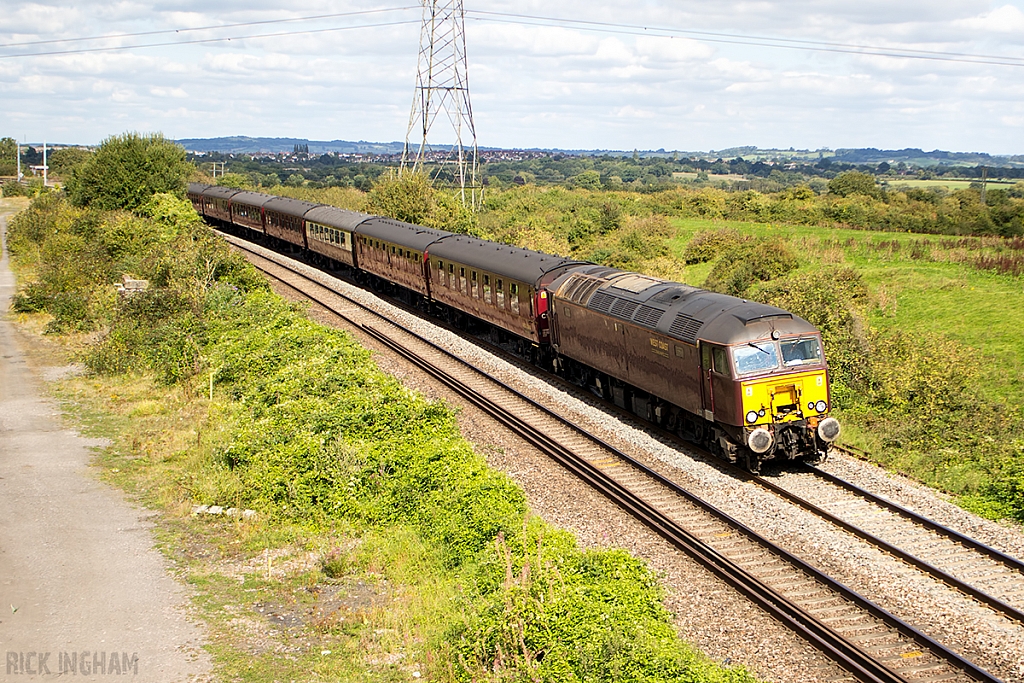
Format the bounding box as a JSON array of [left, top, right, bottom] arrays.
[[222, 231, 1020, 683]]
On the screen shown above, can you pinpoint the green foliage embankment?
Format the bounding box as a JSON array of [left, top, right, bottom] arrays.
[[7, 194, 753, 683]]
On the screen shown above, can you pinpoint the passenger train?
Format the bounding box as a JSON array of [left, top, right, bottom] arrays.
[[188, 182, 840, 471]]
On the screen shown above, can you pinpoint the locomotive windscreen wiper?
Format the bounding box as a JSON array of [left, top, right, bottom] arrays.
[[749, 342, 770, 354]]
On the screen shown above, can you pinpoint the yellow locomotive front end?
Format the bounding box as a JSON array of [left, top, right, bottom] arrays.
[[730, 335, 841, 464]]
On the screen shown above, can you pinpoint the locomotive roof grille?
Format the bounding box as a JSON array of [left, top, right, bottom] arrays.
[[589, 290, 615, 314], [633, 304, 664, 328], [669, 314, 705, 344], [609, 298, 640, 320]]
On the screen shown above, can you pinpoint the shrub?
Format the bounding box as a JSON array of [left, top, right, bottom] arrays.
[[64, 132, 193, 211], [828, 171, 879, 198], [682, 228, 744, 264], [703, 237, 798, 296]]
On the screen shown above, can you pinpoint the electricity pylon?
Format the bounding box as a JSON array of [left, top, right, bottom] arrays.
[[401, 0, 480, 208]]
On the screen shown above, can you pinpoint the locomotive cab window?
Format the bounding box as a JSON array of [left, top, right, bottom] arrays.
[[781, 338, 822, 367], [732, 342, 779, 376]]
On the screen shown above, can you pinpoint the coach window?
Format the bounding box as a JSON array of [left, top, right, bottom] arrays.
[[509, 283, 520, 314], [471, 271, 479, 298], [459, 267, 467, 294], [483, 274, 492, 304], [496, 279, 505, 308]]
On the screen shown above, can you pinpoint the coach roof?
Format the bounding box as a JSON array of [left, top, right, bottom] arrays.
[[201, 186, 242, 201], [355, 217, 453, 251], [228, 191, 275, 208], [304, 205, 375, 231], [263, 196, 320, 219], [428, 235, 588, 285]]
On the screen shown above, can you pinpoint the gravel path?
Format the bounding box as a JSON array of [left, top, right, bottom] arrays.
[[235, 235, 1024, 683], [0, 211, 212, 683]]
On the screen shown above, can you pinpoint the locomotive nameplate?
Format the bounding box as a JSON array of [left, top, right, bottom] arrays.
[[649, 337, 669, 358]]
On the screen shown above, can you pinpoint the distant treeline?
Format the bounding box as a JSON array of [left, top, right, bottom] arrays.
[[189, 150, 1024, 195]]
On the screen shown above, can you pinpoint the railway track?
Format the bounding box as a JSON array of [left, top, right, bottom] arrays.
[[754, 464, 1024, 624], [221, 231, 1006, 683]]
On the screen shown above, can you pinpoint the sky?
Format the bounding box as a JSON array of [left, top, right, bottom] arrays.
[[2, 1, 1024, 154]]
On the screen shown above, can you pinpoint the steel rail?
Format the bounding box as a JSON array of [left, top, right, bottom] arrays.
[[808, 458, 1024, 574], [748, 472, 1024, 625]]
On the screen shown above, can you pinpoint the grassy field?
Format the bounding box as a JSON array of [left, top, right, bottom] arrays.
[[667, 218, 1024, 410], [887, 178, 1019, 191]]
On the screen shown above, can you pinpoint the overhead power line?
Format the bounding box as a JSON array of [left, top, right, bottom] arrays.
[[464, 11, 1024, 68], [0, 7, 419, 50], [0, 19, 421, 60], [1, 6, 1022, 68]]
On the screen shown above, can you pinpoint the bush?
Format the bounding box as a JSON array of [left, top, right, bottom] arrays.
[[828, 171, 879, 198], [64, 132, 193, 211], [682, 228, 744, 264], [703, 237, 798, 296]]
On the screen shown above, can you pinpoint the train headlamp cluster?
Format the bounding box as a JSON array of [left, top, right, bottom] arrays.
[[807, 400, 828, 413], [745, 408, 766, 424]]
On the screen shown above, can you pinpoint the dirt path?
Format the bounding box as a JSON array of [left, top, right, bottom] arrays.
[[0, 209, 212, 682]]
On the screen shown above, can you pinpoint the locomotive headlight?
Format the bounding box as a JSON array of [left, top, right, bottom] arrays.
[[815, 400, 827, 413], [748, 427, 774, 454], [807, 401, 815, 411], [817, 417, 841, 442], [746, 410, 759, 424]]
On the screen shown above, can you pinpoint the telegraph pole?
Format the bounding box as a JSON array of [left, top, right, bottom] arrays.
[[401, 0, 480, 208]]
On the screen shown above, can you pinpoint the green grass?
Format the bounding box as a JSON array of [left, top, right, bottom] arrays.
[[888, 178, 1019, 191], [667, 217, 1024, 410]]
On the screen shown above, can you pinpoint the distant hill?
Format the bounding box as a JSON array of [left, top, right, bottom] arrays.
[[173, 137, 1024, 167], [175, 136, 407, 155]]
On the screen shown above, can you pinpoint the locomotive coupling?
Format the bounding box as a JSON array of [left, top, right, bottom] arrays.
[[817, 417, 841, 442]]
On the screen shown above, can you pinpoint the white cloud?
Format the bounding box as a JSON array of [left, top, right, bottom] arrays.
[[1, 0, 1023, 153]]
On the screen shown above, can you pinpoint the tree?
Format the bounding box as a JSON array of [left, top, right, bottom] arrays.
[[827, 170, 879, 198], [0, 137, 17, 176], [64, 132, 194, 211], [366, 171, 478, 235], [47, 147, 92, 179]]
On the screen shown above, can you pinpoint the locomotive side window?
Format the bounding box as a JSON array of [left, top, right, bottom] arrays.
[[712, 347, 732, 378]]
